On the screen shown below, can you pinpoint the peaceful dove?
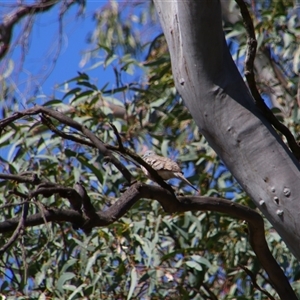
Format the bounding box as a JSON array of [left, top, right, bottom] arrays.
[[141, 150, 199, 192]]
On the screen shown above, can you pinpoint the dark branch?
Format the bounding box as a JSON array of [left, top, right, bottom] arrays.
[[110, 122, 125, 152], [235, 0, 300, 160], [0, 172, 41, 185], [40, 114, 95, 148], [239, 265, 276, 300], [0, 0, 59, 60], [74, 182, 96, 218], [0, 105, 132, 183], [0, 202, 28, 255]]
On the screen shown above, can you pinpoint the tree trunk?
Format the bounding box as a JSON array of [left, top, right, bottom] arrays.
[[153, 0, 300, 260]]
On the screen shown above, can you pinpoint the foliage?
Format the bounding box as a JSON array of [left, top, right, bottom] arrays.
[[0, 1, 299, 299]]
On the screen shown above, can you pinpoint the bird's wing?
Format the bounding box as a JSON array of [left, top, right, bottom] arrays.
[[146, 155, 182, 172]]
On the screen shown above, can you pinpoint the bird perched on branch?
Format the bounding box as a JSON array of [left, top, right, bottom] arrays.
[[141, 150, 199, 192]]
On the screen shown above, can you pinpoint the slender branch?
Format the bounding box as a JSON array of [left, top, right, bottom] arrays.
[[40, 113, 124, 155], [235, 0, 300, 160], [0, 173, 41, 184], [30, 186, 76, 199], [0, 202, 28, 255], [0, 105, 132, 183], [74, 182, 96, 218], [40, 114, 95, 148], [0, 201, 30, 210], [110, 122, 125, 152], [201, 283, 218, 300], [239, 264, 276, 300]]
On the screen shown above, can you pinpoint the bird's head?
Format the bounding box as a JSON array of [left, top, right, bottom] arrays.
[[142, 150, 155, 159]]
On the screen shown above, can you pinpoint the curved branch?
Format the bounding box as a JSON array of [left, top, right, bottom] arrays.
[[0, 182, 296, 299], [0, 172, 41, 184], [0, 202, 28, 255], [0, 105, 133, 183], [239, 265, 276, 300]]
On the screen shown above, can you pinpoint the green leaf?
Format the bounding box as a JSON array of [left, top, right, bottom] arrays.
[[85, 251, 99, 276], [42, 99, 63, 107], [150, 98, 168, 108], [68, 283, 87, 299], [57, 272, 76, 293], [65, 149, 103, 183], [77, 81, 98, 90], [0, 130, 15, 145], [62, 87, 82, 100], [185, 260, 203, 272], [190, 255, 211, 268], [127, 267, 137, 300]]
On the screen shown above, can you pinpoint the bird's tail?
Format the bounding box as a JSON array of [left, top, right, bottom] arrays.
[[177, 173, 199, 193]]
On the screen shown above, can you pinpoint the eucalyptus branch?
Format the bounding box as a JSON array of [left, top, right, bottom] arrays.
[[0, 105, 132, 183], [40, 114, 95, 148], [74, 182, 97, 218], [0, 202, 28, 255], [110, 122, 125, 152], [239, 264, 276, 300], [0, 173, 41, 185], [235, 0, 300, 160]]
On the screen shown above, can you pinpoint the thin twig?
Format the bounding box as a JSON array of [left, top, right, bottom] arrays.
[[0, 173, 41, 184], [40, 114, 95, 148], [0, 105, 132, 183], [0, 200, 30, 210], [0, 202, 28, 255], [110, 122, 125, 152], [235, 0, 300, 160], [239, 264, 276, 300]]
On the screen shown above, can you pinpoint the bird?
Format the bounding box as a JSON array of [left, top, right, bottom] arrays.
[[141, 150, 199, 192]]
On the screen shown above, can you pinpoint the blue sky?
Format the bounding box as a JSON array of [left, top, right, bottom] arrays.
[[0, 1, 113, 104]]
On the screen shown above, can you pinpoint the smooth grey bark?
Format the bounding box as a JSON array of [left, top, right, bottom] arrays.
[[153, 0, 300, 261]]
